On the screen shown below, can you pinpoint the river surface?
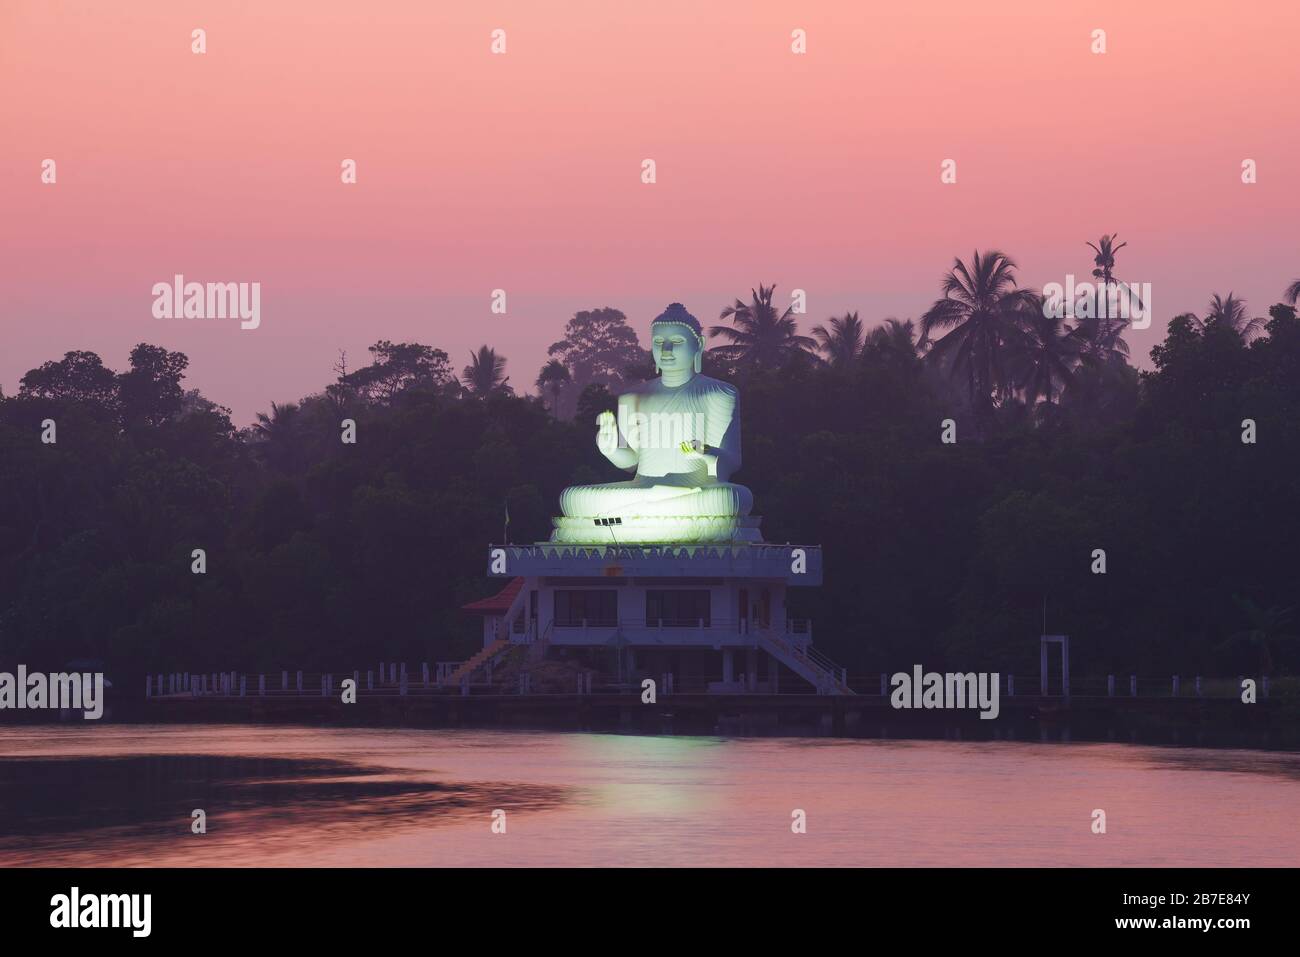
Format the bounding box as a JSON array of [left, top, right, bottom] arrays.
[[0, 724, 1297, 866]]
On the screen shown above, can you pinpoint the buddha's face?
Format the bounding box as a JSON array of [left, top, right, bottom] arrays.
[[652, 323, 702, 378]]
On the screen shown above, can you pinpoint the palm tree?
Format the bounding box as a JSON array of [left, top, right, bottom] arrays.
[[1283, 279, 1300, 307], [462, 346, 511, 397], [919, 250, 1039, 408], [535, 359, 570, 412], [1078, 233, 1136, 362], [866, 318, 920, 356], [1086, 233, 1126, 285], [811, 312, 865, 368], [709, 284, 816, 371], [1010, 303, 1082, 407], [1193, 293, 1266, 342], [252, 401, 303, 472]]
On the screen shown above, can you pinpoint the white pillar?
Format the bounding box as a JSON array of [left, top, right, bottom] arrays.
[[258, 674, 265, 696], [296, 670, 303, 693], [1129, 675, 1137, 696], [422, 663, 429, 687], [722, 649, 734, 685], [1172, 675, 1180, 696], [1107, 674, 1115, 697]]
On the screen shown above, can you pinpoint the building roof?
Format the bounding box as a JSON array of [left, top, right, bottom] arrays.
[[461, 576, 524, 615]]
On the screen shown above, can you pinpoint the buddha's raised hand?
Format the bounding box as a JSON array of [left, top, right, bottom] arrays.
[[596, 410, 621, 456]]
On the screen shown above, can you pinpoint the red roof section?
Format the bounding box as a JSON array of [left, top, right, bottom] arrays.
[[461, 577, 524, 615]]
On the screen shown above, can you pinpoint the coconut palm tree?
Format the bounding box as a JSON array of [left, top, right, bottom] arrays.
[[1086, 233, 1126, 285], [462, 346, 511, 397], [1010, 303, 1082, 407], [710, 284, 816, 371], [919, 250, 1039, 408], [866, 318, 921, 356], [1192, 293, 1266, 342], [811, 312, 865, 368], [535, 359, 570, 413], [1283, 279, 1300, 306], [1077, 233, 1137, 362], [252, 401, 305, 472]]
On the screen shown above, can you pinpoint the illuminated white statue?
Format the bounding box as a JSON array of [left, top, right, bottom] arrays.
[[551, 304, 760, 544]]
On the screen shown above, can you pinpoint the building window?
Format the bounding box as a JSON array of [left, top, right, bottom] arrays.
[[555, 590, 618, 626], [646, 590, 711, 627]]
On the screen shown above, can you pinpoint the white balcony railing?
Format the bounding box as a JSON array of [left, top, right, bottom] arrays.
[[535, 617, 813, 645]]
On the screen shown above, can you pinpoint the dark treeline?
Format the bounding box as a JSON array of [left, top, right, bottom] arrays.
[[3, 246, 1299, 681]]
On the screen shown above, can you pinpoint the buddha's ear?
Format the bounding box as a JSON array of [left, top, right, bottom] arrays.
[[693, 350, 703, 374]]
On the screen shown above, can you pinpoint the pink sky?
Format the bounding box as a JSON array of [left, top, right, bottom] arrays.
[[3, 0, 1298, 424]]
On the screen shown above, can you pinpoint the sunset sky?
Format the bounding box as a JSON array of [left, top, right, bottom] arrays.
[[3, 0, 1298, 424]]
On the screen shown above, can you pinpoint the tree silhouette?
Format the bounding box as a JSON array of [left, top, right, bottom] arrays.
[[546, 308, 647, 417], [1192, 293, 1267, 342], [920, 250, 1038, 411], [535, 359, 571, 413], [811, 312, 865, 368], [710, 284, 815, 372], [462, 346, 511, 397]]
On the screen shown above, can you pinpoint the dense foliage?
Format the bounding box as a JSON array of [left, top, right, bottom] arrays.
[[2, 260, 1298, 682]]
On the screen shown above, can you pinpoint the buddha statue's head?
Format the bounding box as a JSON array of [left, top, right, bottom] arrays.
[[651, 303, 705, 382]]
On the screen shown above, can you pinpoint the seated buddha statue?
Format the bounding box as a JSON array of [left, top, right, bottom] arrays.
[[551, 303, 761, 544]]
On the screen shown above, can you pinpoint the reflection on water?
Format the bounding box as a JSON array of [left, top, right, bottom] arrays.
[[1, 724, 1298, 867], [0, 753, 563, 865]]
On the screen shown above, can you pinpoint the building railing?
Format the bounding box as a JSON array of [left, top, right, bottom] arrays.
[[540, 617, 812, 637]]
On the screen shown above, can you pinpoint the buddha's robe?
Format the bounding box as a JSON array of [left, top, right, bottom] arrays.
[[559, 374, 753, 521]]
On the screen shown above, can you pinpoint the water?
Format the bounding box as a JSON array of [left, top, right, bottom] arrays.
[[1, 724, 1297, 867]]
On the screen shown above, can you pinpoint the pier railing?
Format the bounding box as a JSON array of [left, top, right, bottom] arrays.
[[846, 673, 1289, 700], [143, 669, 1293, 700]]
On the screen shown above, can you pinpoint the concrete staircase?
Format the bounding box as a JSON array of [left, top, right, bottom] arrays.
[[440, 638, 511, 687], [758, 632, 854, 695]]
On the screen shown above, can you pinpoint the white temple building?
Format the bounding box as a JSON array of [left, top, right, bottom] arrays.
[[461, 304, 852, 695]]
